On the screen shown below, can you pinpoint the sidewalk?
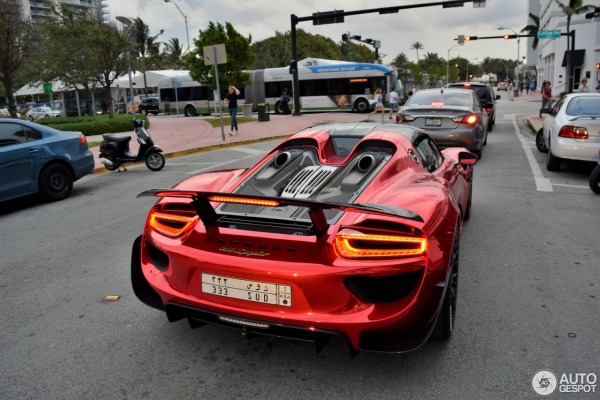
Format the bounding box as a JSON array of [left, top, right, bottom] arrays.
[[89, 111, 365, 172], [509, 89, 545, 133]]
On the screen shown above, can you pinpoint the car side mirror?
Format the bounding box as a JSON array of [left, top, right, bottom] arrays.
[[459, 151, 478, 166]]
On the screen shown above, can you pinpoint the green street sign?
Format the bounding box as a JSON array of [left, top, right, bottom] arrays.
[[43, 83, 52, 94], [538, 30, 561, 39]]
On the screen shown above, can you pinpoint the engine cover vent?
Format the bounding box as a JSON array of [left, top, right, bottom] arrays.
[[281, 166, 338, 199]]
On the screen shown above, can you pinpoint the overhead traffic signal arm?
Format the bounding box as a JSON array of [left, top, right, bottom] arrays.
[[456, 33, 536, 41]]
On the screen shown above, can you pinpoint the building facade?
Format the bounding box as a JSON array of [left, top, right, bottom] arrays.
[[16, 0, 109, 23], [528, 0, 600, 94]]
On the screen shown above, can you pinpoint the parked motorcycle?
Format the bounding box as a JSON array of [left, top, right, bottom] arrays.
[[590, 151, 600, 194], [99, 119, 165, 172]]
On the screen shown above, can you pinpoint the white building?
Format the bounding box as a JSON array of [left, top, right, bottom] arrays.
[[14, 0, 108, 23], [527, 0, 600, 94]]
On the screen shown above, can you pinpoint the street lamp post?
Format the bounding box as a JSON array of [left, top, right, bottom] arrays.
[[164, 0, 191, 54], [498, 27, 520, 81], [446, 44, 459, 84], [116, 16, 135, 115]]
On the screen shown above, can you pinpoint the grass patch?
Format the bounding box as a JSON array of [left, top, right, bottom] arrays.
[[204, 116, 256, 128], [88, 141, 101, 148]]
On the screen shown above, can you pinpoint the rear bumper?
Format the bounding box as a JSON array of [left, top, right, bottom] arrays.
[[553, 137, 600, 162], [131, 234, 447, 353]]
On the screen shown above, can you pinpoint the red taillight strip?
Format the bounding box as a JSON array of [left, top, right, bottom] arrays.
[[334, 229, 427, 259], [558, 125, 588, 140], [208, 195, 280, 207]]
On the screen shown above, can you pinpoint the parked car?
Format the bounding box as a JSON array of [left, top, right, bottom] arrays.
[[539, 93, 600, 171], [25, 106, 61, 121], [131, 122, 478, 354], [0, 108, 10, 117], [0, 119, 95, 202], [444, 81, 500, 130], [136, 96, 160, 116], [396, 88, 489, 158], [497, 82, 508, 91]]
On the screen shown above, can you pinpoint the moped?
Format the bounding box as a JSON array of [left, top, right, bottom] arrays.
[[590, 151, 600, 194], [99, 119, 165, 172]]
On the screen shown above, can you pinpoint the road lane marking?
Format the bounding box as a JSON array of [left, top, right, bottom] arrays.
[[510, 114, 553, 192], [186, 154, 260, 175]]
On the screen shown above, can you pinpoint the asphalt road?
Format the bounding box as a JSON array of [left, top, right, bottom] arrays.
[[1, 99, 599, 400]]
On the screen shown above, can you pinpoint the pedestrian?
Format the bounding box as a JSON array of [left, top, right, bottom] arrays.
[[525, 79, 530, 95], [540, 81, 552, 118], [279, 88, 291, 114], [368, 88, 385, 122], [114, 88, 126, 114], [530, 80, 536, 94], [388, 87, 400, 119], [519, 81, 524, 95], [224, 85, 240, 136], [578, 77, 590, 93]]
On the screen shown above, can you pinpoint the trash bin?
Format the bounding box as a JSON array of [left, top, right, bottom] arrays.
[[257, 103, 270, 121], [242, 103, 252, 118], [513, 89, 520, 98]]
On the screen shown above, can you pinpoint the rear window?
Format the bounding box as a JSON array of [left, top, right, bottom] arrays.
[[405, 91, 472, 107], [447, 84, 487, 100], [566, 97, 600, 116]]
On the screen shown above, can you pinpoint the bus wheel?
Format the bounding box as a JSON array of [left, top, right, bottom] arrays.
[[184, 105, 197, 117], [355, 99, 370, 113], [274, 101, 282, 114]]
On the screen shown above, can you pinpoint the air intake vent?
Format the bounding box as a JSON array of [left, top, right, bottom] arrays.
[[282, 166, 337, 199]]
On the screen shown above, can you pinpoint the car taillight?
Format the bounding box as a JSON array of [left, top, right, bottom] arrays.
[[398, 115, 416, 123], [79, 135, 88, 146], [558, 125, 588, 140], [483, 107, 492, 113], [334, 228, 427, 260], [452, 113, 478, 125], [148, 206, 199, 238]]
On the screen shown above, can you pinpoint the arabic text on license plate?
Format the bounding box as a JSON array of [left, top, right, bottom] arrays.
[[202, 273, 292, 307], [426, 118, 442, 126]]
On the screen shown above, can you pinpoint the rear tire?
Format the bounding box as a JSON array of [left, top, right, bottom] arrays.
[[589, 166, 600, 194], [145, 152, 165, 171], [184, 105, 196, 117], [546, 142, 561, 171], [432, 222, 460, 340], [141, 109, 148, 116], [354, 99, 370, 113], [39, 164, 73, 201], [536, 129, 548, 153]]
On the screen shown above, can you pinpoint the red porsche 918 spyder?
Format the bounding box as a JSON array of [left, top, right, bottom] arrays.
[[131, 122, 477, 355]]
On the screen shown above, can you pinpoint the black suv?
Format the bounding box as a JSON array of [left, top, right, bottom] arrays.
[[443, 82, 499, 130], [136, 96, 160, 116]]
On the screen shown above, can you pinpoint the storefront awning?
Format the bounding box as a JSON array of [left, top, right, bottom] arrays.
[[561, 49, 585, 67]]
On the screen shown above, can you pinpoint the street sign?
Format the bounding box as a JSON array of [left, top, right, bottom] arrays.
[[43, 83, 52, 94], [203, 44, 227, 65], [538, 30, 561, 39]]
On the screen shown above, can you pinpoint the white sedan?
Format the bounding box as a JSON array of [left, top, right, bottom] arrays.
[[25, 106, 61, 120], [541, 93, 600, 171]]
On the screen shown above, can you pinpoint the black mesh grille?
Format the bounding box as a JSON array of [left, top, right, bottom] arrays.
[[344, 270, 422, 304]]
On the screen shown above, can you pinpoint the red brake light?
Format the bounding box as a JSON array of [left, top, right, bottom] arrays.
[[398, 115, 416, 123], [558, 125, 588, 140], [464, 83, 472, 87], [334, 229, 427, 260], [148, 207, 199, 238], [452, 113, 477, 125], [79, 135, 88, 146], [431, 102, 444, 107]]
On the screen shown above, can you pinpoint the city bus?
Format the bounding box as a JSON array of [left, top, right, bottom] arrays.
[[157, 59, 400, 116], [245, 58, 402, 114]]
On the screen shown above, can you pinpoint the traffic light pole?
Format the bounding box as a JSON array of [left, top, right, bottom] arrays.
[[290, 1, 485, 115]]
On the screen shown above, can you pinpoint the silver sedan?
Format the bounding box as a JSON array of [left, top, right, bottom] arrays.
[[395, 88, 488, 158], [540, 93, 600, 171], [25, 106, 61, 120]]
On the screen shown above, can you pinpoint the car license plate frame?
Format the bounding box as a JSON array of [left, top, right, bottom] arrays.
[[425, 118, 442, 126], [202, 273, 292, 307]]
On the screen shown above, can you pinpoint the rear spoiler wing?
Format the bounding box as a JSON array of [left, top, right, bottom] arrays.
[[138, 189, 423, 237]]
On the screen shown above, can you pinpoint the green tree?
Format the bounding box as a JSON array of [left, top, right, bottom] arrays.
[[0, 0, 40, 116], [127, 17, 164, 95], [189, 21, 254, 93], [340, 41, 375, 63], [390, 52, 410, 96], [250, 32, 291, 69], [554, 0, 595, 91], [410, 41, 424, 62], [521, 13, 540, 50], [162, 38, 187, 69]]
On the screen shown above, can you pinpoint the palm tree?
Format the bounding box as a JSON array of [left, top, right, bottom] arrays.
[[521, 13, 540, 50], [163, 37, 185, 69], [127, 17, 164, 95], [410, 41, 424, 63], [554, 0, 595, 92]]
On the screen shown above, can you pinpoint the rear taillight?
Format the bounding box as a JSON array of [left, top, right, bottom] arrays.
[[558, 125, 588, 140], [483, 107, 492, 113], [452, 113, 478, 125], [148, 206, 199, 238], [79, 135, 88, 146], [334, 229, 427, 260], [397, 115, 415, 123]]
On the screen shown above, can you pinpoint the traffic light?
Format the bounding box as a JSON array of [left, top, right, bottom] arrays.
[[289, 59, 297, 74], [465, 36, 478, 41], [342, 34, 349, 41], [596, 63, 600, 69], [503, 34, 517, 39]]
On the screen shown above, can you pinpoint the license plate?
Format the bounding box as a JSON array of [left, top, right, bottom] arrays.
[[425, 118, 442, 126], [202, 273, 292, 307]]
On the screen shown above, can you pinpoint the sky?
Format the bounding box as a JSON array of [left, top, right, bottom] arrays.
[[104, 0, 530, 65]]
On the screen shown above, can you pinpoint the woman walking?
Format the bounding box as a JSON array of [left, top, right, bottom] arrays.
[[368, 88, 384, 122], [224, 86, 240, 135]]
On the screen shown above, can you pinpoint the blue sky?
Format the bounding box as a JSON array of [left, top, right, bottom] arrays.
[[106, 0, 530, 64]]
